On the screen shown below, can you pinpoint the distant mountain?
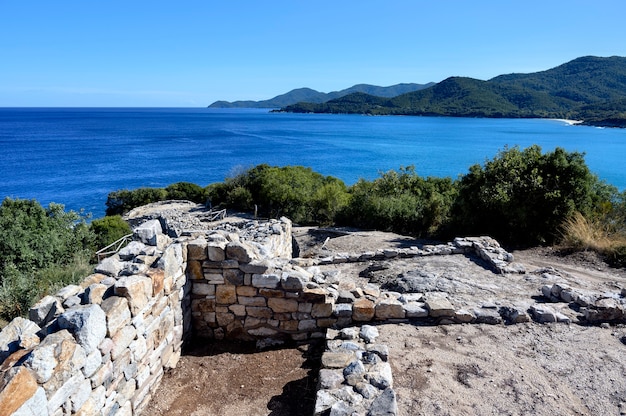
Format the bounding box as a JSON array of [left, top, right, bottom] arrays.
[[281, 56, 626, 127], [208, 83, 435, 108]]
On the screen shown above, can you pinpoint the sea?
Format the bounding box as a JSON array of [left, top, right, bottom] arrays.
[[1, 107, 625, 219]]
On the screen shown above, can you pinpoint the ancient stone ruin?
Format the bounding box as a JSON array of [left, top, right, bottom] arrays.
[[1, 203, 625, 415]]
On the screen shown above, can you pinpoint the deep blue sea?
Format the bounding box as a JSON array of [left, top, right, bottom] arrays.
[[1, 107, 625, 219]]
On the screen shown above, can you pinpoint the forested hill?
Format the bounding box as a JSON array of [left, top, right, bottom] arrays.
[[280, 56, 626, 127], [208, 83, 434, 108]]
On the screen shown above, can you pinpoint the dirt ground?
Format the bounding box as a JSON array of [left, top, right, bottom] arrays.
[[145, 226, 626, 416]]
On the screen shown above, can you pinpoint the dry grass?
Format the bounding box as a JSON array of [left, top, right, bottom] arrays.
[[561, 212, 626, 263]]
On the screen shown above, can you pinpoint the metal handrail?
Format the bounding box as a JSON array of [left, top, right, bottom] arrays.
[[207, 209, 226, 222], [95, 233, 133, 262]]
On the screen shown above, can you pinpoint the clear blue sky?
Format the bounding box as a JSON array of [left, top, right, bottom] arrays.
[[1, 0, 625, 107]]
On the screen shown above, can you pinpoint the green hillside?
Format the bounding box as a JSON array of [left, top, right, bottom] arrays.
[[208, 83, 433, 108], [281, 56, 626, 126]]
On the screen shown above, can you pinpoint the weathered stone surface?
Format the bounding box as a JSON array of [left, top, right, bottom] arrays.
[[0, 317, 41, 363], [375, 300, 405, 320], [368, 387, 397, 415], [322, 352, 355, 369], [403, 303, 428, 318], [118, 241, 147, 261], [252, 274, 281, 289], [216, 285, 237, 305], [158, 243, 184, 280], [114, 275, 152, 316], [11, 386, 48, 416], [281, 272, 308, 291], [47, 373, 87, 414], [100, 296, 131, 337], [530, 304, 557, 323], [319, 369, 344, 389], [0, 366, 40, 416], [111, 325, 137, 361], [58, 304, 107, 354], [353, 298, 375, 322], [424, 294, 455, 317], [360, 325, 379, 344], [240, 260, 272, 274], [268, 297, 298, 313], [473, 308, 503, 325], [95, 256, 124, 277], [368, 362, 393, 389], [186, 236, 208, 260], [312, 302, 334, 318], [25, 330, 83, 385], [226, 241, 256, 263], [29, 295, 64, 327], [148, 269, 165, 297], [85, 283, 109, 305], [134, 219, 162, 246], [334, 304, 353, 318]]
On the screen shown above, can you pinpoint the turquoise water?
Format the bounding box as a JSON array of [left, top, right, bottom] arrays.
[[1, 108, 624, 218]]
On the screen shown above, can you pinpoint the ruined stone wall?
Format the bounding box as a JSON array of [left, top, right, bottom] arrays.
[[0, 219, 189, 416]]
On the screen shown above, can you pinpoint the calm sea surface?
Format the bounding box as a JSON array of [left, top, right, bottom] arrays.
[[1, 107, 625, 218]]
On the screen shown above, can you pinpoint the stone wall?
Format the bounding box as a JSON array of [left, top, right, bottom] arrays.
[[0, 219, 189, 416]]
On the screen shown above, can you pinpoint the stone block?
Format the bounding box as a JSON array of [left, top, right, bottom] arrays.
[[110, 325, 136, 361], [238, 296, 267, 307], [281, 272, 308, 291], [240, 260, 272, 274], [216, 285, 237, 305], [114, 275, 152, 316], [29, 295, 64, 327], [0, 317, 41, 363], [100, 296, 131, 338], [58, 304, 107, 354], [403, 303, 429, 318], [312, 302, 333, 318], [229, 304, 247, 316], [236, 286, 257, 297], [424, 294, 455, 317], [246, 307, 272, 319], [375, 300, 405, 320], [85, 283, 109, 305], [157, 243, 184, 280], [147, 269, 165, 297], [207, 242, 226, 261], [95, 256, 124, 277], [187, 236, 208, 260], [259, 288, 284, 298], [302, 287, 327, 302], [134, 219, 162, 246], [252, 274, 281, 289], [186, 260, 203, 280], [352, 298, 375, 322], [226, 241, 255, 263], [268, 297, 298, 313], [0, 366, 40, 416], [224, 268, 244, 285], [192, 283, 215, 296]]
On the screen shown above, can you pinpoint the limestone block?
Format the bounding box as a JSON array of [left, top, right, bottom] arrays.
[[240, 260, 272, 274], [312, 302, 334, 318], [110, 325, 137, 361], [424, 294, 455, 317], [238, 296, 267, 307], [134, 219, 162, 246], [100, 296, 131, 338], [0, 317, 41, 363], [259, 288, 284, 298], [186, 260, 203, 280], [148, 269, 165, 297], [403, 302, 428, 318], [114, 275, 152, 316], [236, 286, 257, 296], [454, 309, 475, 323], [375, 300, 405, 320], [85, 283, 110, 305], [369, 387, 398, 415], [298, 319, 318, 331], [90, 360, 113, 390], [58, 304, 107, 354], [216, 312, 236, 326], [530, 304, 557, 323], [192, 283, 215, 296], [226, 241, 255, 263], [82, 349, 102, 379], [186, 236, 208, 260], [252, 273, 281, 289], [334, 304, 353, 318], [29, 295, 64, 327], [216, 285, 237, 305], [281, 272, 308, 291], [246, 307, 272, 319], [95, 256, 124, 277], [473, 308, 503, 325], [0, 366, 40, 416], [204, 273, 225, 285], [118, 241, 147, 261], [229, 304, 247, 316], [207, 242, 226, 261], [302, 287, 328, 302], [224, 268, 244, 285], [157, 243, 184, 280], [191, 298, 216, 313], [268, 298, 298, 313], [24, 329, 83, 387], [352, 298, 375, 322]]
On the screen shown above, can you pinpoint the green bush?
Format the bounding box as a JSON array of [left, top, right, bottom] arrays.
[[90, 215, 132, 251], [337, 167, 457, 237], [164, 182, 207, 203], [105, 187, 168, 216], [0, 198, 94, 321], [452, 145, 610, 246]]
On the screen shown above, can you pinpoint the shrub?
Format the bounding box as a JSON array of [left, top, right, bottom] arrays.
[[337, 166, 457, 237], [164, 182, 207, 203], [0, 198, 94, 321], [90, 215, 132, 251], [452, 145, 608, 246], [105, 187, 168, 216]]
